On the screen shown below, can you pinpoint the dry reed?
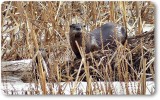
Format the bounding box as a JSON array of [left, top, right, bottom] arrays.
[[1, 1, 155, 95]]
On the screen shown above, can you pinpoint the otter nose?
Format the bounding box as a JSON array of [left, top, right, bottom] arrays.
[[76, 27, 81, 31]]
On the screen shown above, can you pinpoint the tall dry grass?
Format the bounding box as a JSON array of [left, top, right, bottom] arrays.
[[1, 1, 155, 95]]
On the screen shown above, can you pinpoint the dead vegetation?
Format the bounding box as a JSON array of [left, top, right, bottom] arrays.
[[1, 1, 155, 95]]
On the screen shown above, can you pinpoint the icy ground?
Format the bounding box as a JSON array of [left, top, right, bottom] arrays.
[[1, 60, 155, 95], [1, 81, 155, 95]]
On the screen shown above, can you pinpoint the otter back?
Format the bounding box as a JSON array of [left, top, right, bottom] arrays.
[[90, 22, 127, 50]]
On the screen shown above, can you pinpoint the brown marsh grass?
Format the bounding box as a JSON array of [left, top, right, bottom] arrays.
[[1, 1, 155, 95]]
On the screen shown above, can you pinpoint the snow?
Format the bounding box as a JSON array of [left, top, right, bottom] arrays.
[[1, 59, 155, 95], [1, 59, 32, 72], [2, 59, 32, 65], [1, 81, 155, 95]]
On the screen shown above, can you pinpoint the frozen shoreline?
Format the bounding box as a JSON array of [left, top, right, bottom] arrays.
[[1, 81, 155, 95]]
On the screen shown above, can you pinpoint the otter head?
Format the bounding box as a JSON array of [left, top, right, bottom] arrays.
[[69, 23, 85, 38], [69, 23, 86, 59]]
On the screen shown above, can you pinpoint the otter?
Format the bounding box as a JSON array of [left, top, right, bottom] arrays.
[[69, 23, 91, 59], [69, 22, 127, 59]]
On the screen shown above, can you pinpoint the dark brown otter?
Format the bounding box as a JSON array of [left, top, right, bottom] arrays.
[[69, 23, 91, 59], [69, 22, 127, 59]]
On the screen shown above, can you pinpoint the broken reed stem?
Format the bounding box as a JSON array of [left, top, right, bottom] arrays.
[[141, 58, 146, 95], [82, 53, 91, 95], [109, 2, 115, 22], [31, 25, 47, 95], [135, 2, 143, 35], [121, 1, 127, 33], [90, 2, 97, 23]]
